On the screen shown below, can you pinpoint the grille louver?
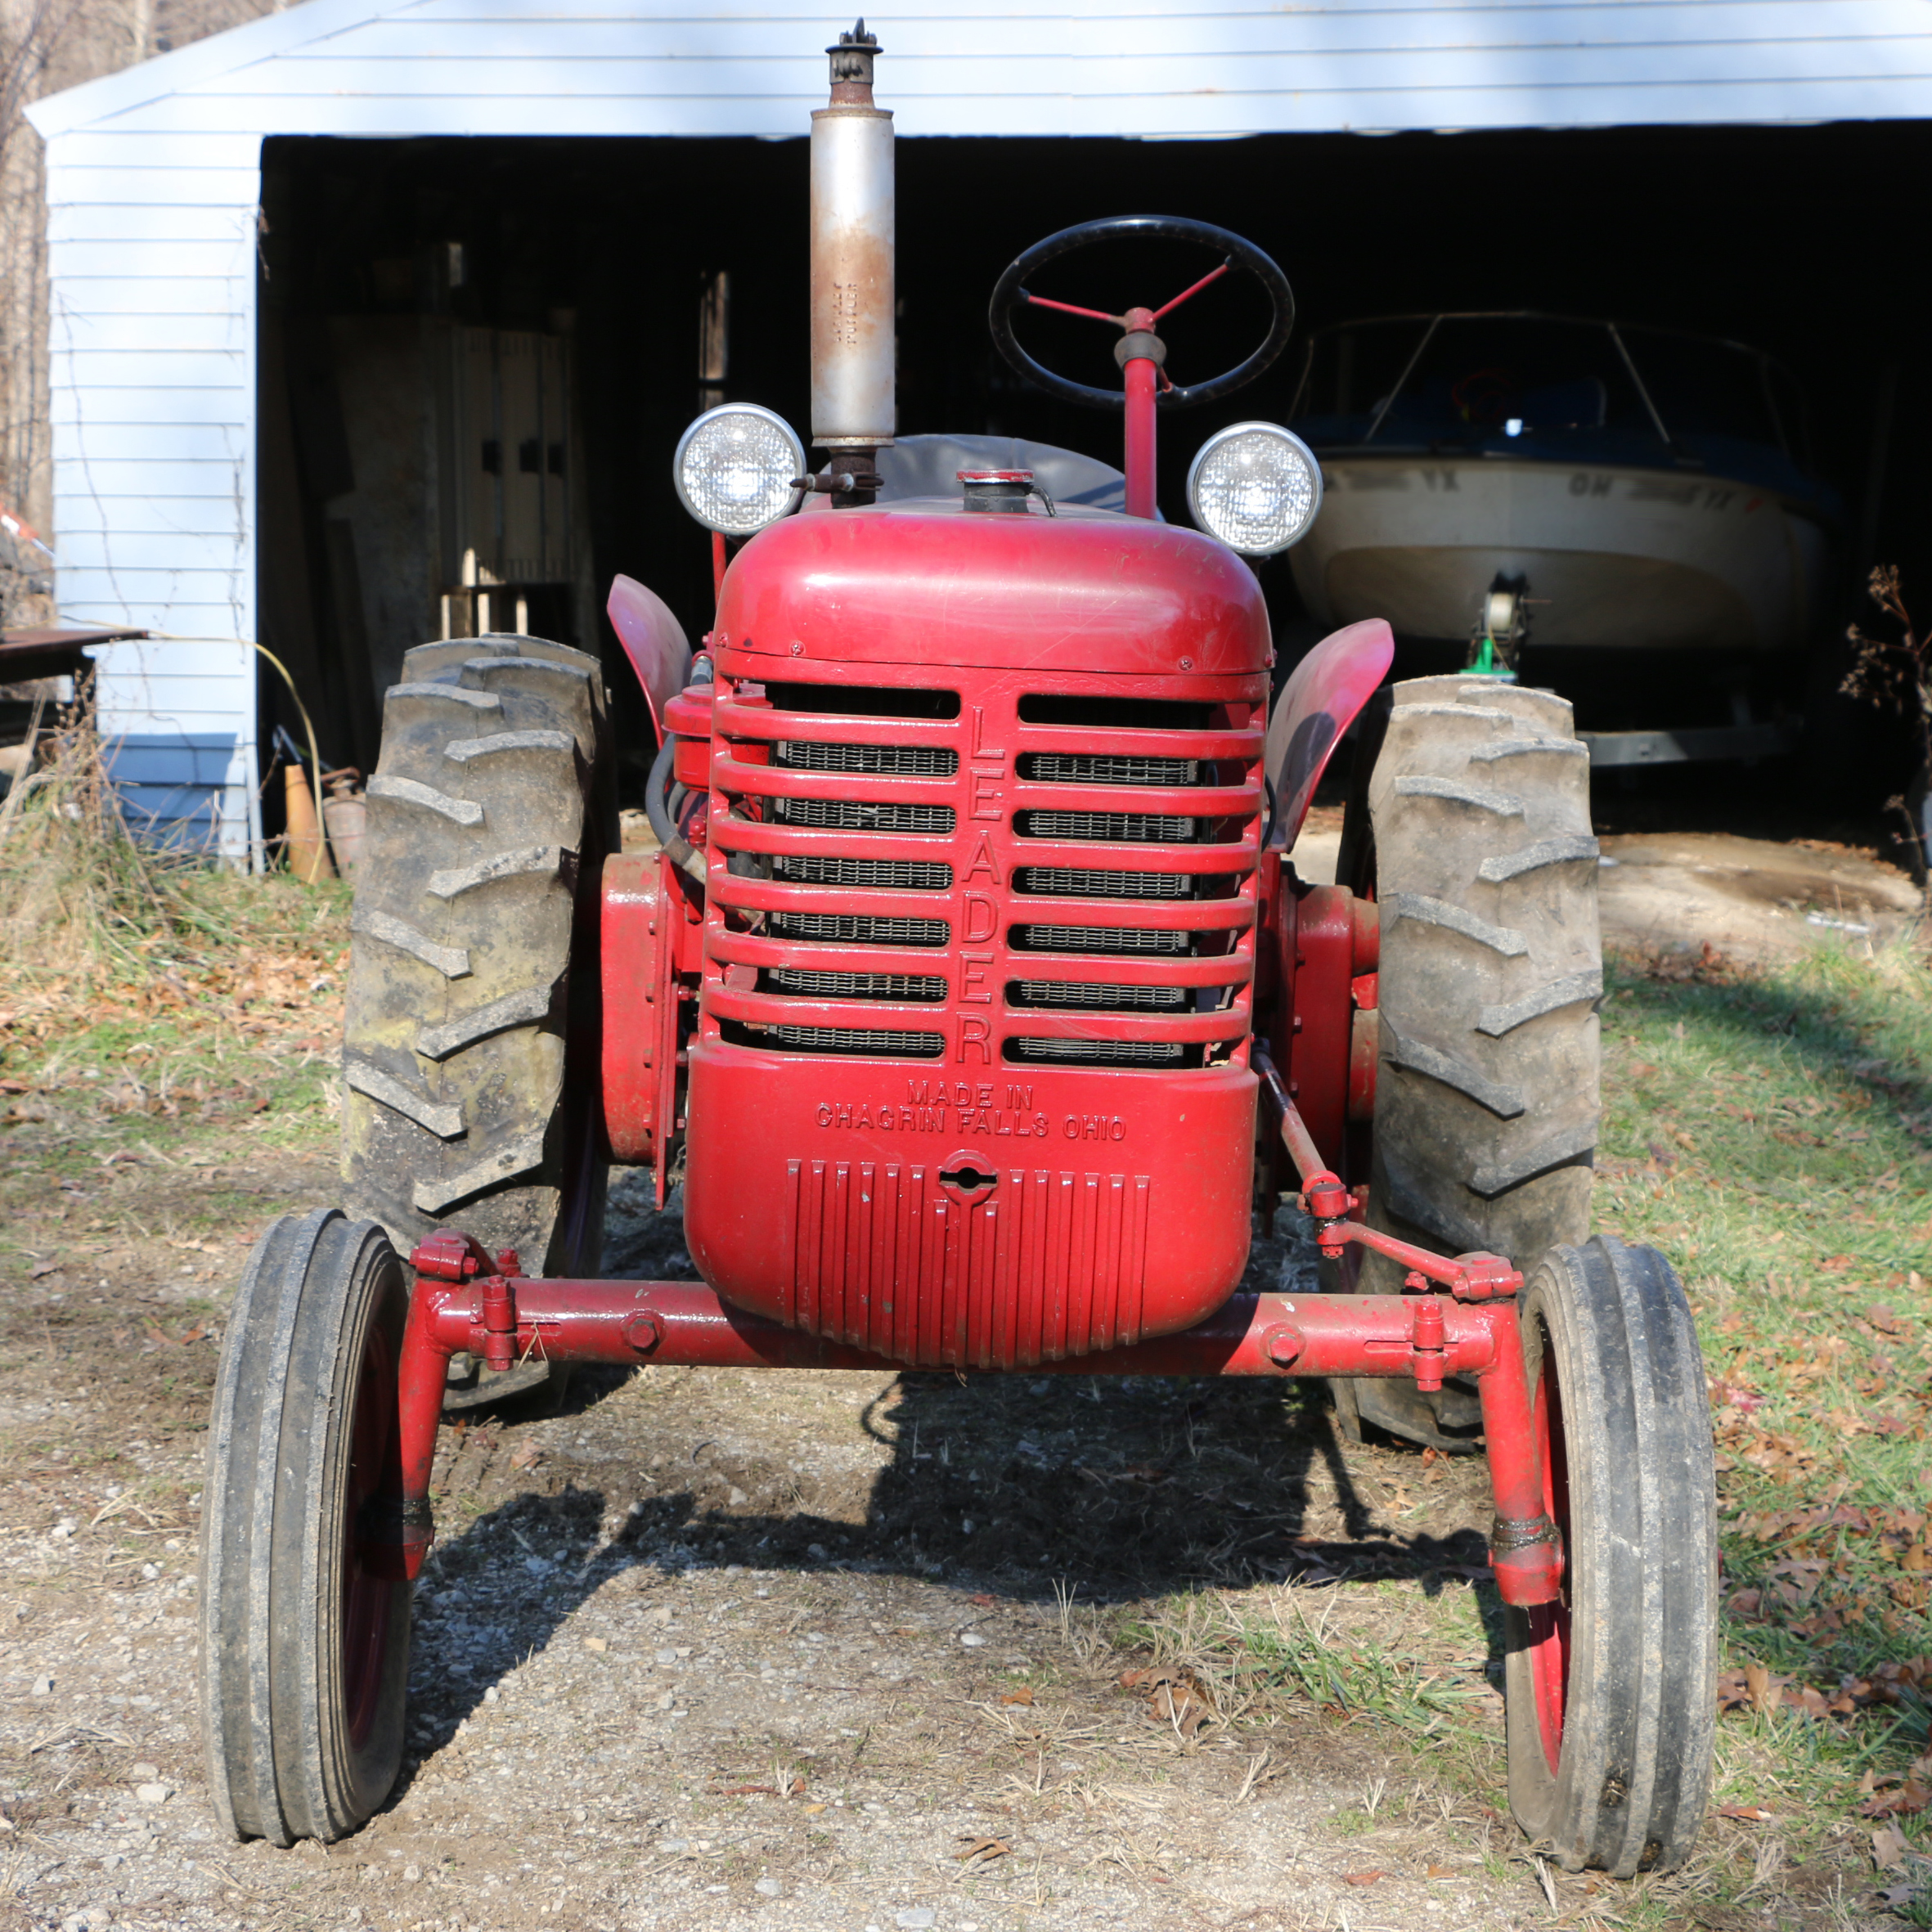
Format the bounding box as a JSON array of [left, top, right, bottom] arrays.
[[776, 740, 958, 776], [775, 854, 952, 891], [768, 968, 946, 1001]]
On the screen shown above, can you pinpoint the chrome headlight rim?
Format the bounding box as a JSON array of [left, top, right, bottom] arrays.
[[672, 402, 807, 537], [1185, 420, 1323, 557]]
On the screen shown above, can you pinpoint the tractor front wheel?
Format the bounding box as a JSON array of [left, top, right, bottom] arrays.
[[1504, 1236, 1717, 1876], [199, 1211, 412, 1844]]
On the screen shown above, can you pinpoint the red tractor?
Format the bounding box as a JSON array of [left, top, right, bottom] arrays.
[[199, 24, 1718, 1878]]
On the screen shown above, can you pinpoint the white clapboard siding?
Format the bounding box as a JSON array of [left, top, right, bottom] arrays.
[[25, 0, 1932, 860]]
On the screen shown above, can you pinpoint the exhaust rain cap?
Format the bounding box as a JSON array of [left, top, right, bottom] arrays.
[[1186, 422, 1323, 556]]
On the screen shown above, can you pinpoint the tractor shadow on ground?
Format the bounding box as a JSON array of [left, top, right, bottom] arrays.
[[386, 1184, 1498, 1808]]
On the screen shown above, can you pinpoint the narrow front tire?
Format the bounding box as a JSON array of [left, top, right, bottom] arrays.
[[199, 1211, 412, 1844], [1503, 1235, 1717, 1876]]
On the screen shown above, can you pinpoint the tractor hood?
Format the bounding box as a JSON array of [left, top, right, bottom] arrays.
[[715, 501, 1270, 681]]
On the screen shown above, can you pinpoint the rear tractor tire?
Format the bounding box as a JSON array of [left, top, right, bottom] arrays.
[[1345, 676, 1602, 1450], [200, 1211, 411, 1843], [341, 634, 616, 1407]]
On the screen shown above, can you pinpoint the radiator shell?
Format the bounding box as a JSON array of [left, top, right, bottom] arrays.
[[681, 498, 1271, 1367]]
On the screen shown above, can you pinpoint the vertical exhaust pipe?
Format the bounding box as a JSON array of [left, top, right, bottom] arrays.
[[811, 20, 893, 486]]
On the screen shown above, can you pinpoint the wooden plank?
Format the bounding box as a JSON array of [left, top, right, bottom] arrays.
[[48, 351, 248, 389], [326, 2, 1927, 62], [43, 167, 262, 208], [47, 278, 253, 320], [59, 522, 249, 562], [52, 459, 249, 496], [44, 496, 248, 534], [236, 36, 1932, 96], [47, 204, 262, 245], [49, 239, 252, 278], [43, 131, 263, 169], [51, 313, 250, 355]]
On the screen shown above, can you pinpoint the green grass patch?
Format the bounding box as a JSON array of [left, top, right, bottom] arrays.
[[1116, 939, 1932, 1921]]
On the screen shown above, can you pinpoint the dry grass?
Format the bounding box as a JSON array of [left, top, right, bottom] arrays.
[[0, 697, 351, 1158]]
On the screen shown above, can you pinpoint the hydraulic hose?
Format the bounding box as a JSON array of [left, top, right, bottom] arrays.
[[647, 735, 707, 886]]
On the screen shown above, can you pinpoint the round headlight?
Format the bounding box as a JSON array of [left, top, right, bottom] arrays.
[[1186, 422, 1323, 556], [672, 404, 806, 536]]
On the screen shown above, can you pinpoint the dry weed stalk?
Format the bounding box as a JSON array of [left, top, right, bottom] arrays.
[[0, 689, 230, 986], [1840, 564, 1932, 906]]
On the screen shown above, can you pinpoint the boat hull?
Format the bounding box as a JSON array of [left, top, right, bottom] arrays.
[[1289, 456, 1830, 654]]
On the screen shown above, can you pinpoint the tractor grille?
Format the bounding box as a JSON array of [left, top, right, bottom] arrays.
[[1010, 1038, 1191, 1065], [1015, 866, 1190, 900], [712, 677, 1259, 1067], [770, 1024, 944, 1057], [1011, 980, 1188, 1011], [768, 968, 947, 1002], [774, 796, 955, 834], [776, 740, 959, 777], [774, 854, 953, 891], [1018, 809, 1196, 843], [1022, 752, 1198, 787], [771, 910, 950, 946], [1010, 923, 1188, 955]]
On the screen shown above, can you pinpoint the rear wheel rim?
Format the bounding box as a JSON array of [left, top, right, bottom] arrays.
[[341, 1322, 398, 1753], [1526, 1324, 1573, 1775]]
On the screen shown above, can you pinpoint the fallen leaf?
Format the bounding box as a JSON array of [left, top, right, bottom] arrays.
[[28, 1257, 60, 1279], [999, 1687, 1035, 1706], [969, 1593, 996, 1606], [508, 1443, 542, 1472], [802, 1802, 826, 1816], [1860, 1778, 1930, 1819], [1425, 1862, 1455, 1878], [1717, 1804, 1775, 1822], [1746, 1663, 1781, 1714], [1866, 1305, 1907, 1337], [582, 1637, 608, 1654], [1872, 1822, 1908, 1869], [1342, 1870, 1382, 1887], [955, 1836, 1011, 1863]]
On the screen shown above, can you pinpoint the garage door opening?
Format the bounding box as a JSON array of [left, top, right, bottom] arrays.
[[258, 120, 1932, 804]]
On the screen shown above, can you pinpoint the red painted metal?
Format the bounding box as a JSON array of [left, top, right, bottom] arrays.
[[1121, 305, 1160, 520], [718, 501, 1265, 676], [605, 574, 692, 739], [1265, 618, 1395, 852], [1348, 966, 1379, 1125], [1526, 1341, 1574, 1766], [1278, 883, 1358, 1177], [671, 501, 1268, 1368], [341, 1318, 403, 1727], [1151, 261, 1232, 321], [600, 852, 680, 1168], [665, 684, 714, 790], [387, 1246, 1562, 1606]]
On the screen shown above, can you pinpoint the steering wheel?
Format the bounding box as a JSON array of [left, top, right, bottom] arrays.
[[989, 215, 1295, 411]]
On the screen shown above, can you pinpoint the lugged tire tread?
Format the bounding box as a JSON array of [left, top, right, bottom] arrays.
[[1357, 672, 1602, 1321], [341, 633, 613, 1273]]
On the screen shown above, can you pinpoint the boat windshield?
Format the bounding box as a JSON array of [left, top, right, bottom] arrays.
[[1290, 314, 1803, 458]]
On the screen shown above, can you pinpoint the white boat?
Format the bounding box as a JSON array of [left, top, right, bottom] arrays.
[[1286, 313, 1839, 660]]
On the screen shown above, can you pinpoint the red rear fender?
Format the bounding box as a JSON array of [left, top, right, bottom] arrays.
[[1265, 619, 1394, 851], [608, 574, 693, 738]]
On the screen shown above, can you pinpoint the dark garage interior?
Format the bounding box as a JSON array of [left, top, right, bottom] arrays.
[[255, 120, 1932, 814]]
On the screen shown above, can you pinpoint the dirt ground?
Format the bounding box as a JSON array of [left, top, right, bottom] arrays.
[[1295, 815, 1921, 965], [3, 794, 1915, 1932]]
